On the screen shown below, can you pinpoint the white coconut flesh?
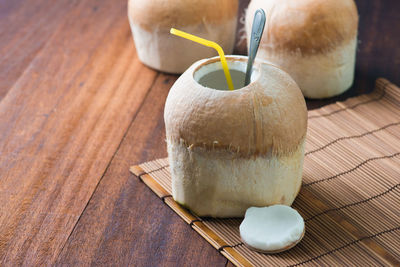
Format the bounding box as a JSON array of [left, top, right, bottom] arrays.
[[240, 205, 305, 253]]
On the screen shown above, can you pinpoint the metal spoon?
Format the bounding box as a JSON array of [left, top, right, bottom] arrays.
[[244, 9, 266, 86]]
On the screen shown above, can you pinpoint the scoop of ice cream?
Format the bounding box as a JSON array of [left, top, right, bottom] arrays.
[[240, 205, 305, 253]]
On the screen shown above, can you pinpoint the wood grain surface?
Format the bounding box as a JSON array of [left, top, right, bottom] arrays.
[[0, 0, 399, 266]]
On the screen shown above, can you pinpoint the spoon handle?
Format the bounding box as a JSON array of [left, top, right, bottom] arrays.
[[244, 9, 266, 86]]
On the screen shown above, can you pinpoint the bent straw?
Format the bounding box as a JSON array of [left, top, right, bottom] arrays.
[[170, 28, 234, 91]]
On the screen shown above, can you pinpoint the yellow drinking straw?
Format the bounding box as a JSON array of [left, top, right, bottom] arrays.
[[170, 28, 234, 91]]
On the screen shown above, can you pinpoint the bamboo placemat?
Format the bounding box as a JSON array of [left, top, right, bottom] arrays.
[[130, 78, 400, 267]]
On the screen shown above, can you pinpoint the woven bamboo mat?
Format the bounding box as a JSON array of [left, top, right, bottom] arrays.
[[130, 78, 400, 267]]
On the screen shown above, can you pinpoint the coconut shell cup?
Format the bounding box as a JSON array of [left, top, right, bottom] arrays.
[[164, 55, 307, 218], [128, 0, 239, 74], [246, 0, 359, 99]]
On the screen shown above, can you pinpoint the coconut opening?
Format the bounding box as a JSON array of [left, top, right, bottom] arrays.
[[193, 58, 259, 91]]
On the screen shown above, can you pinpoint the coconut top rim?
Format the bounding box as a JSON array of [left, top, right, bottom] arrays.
[[191, 55, 262, 93]]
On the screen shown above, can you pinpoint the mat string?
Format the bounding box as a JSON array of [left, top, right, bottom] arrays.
[[218, 242, 245, 252], [304, 183, 400, 222], [303, 152, 400, 186], [287, 226, 400, 267], [305, 121, 400, 156], [308, 79, 388, 119]]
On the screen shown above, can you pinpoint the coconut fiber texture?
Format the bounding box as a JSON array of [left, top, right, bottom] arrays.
[[130, 78, 400, 266]]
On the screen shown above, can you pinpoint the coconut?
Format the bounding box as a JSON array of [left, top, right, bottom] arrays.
[[128, 0, 239, 74], [240, 205, 305, 253], [246, 0, 359, 99], [164, 55, 307, 218]]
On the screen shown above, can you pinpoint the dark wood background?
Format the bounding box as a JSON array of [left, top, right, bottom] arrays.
[[0, 0, 399, 266]]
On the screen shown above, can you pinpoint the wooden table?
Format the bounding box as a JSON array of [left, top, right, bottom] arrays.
[[0, 0, 399, 266]]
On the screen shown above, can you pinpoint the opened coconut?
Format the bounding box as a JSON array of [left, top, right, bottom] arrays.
[[164, 55, 307, 218], [128, 0, 238, 74], [246, 0, 359, 99]]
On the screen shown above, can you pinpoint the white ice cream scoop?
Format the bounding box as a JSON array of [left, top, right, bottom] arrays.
[[240, 205, 305, 253]]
